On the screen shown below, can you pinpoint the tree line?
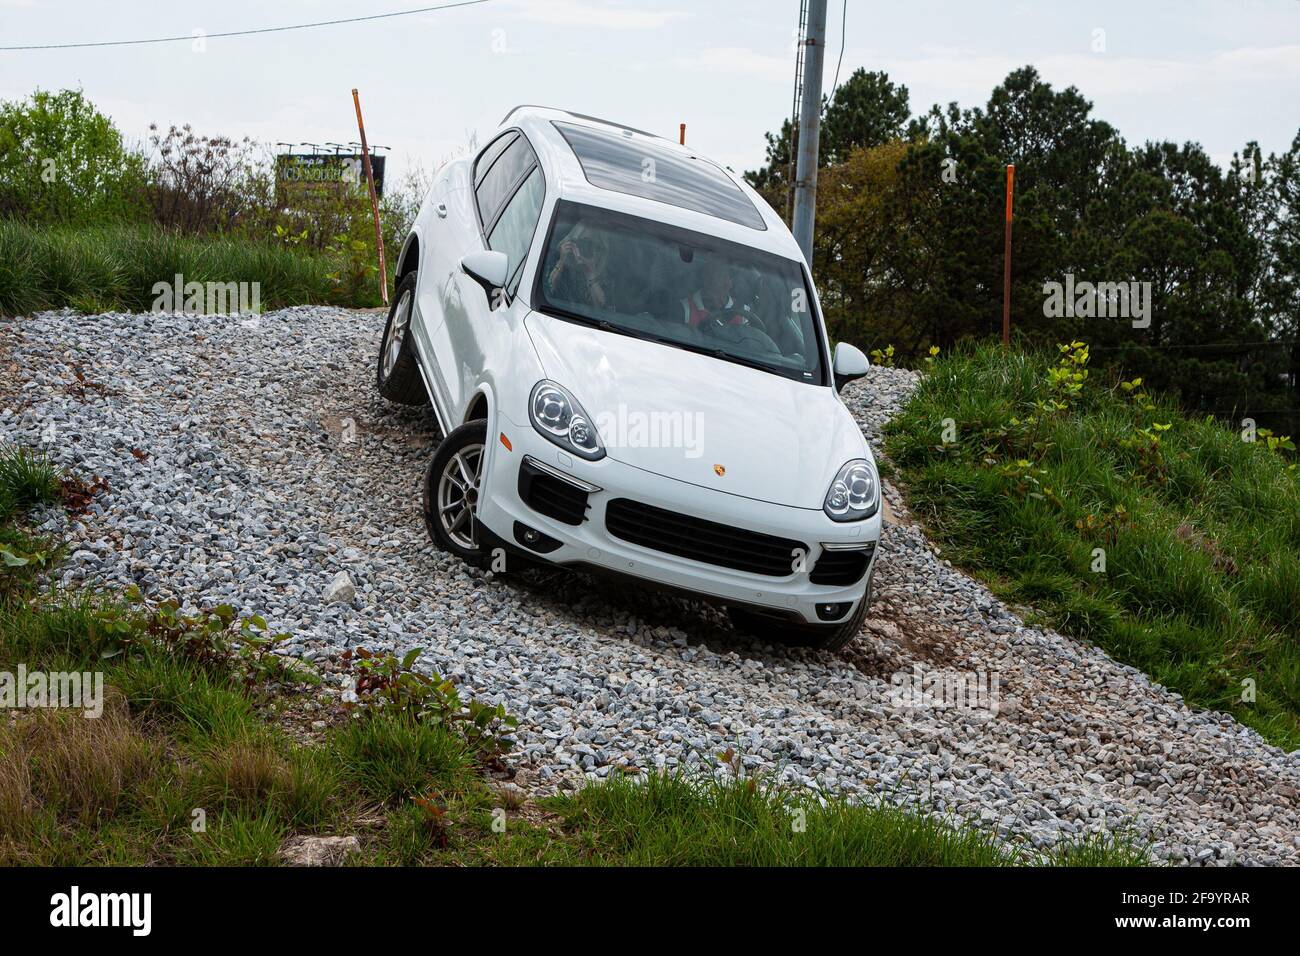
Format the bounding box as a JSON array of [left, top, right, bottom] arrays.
[[747, 67, 1299, 434]]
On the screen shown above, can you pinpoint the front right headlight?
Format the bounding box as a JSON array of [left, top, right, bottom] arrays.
[[529, 380, 605, 461], [823, 459, 879, 521]]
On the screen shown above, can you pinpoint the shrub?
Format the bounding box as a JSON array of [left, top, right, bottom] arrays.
[[0, 88, 147, 225]]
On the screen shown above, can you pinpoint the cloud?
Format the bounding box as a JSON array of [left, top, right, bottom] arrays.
[[1211, 44, 1300, 80], [833, 43, 1300, 101], [878, 52, 1193, 99], [673, 46, 791, 80], [666, 38, 1299, 101], [500, 0, 689, 31]]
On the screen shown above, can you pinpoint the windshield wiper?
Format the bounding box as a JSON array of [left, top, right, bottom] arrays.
[[543, 306, 627, 336], [675, 339, 783, 376], [539, 305, 803, 379]]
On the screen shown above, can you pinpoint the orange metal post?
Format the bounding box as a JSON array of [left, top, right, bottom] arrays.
[[679, 123, 686, 145], [1003, 164, 1015, 348], [352, 88, 388, 307]]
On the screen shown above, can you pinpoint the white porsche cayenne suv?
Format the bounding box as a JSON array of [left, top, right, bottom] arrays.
[[376, 106, 880, 650]]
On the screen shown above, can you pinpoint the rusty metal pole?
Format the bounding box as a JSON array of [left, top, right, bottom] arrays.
[[352, 88, 388, 307], [679, 123, 686, 145], [1003, 163, 1015, 349]]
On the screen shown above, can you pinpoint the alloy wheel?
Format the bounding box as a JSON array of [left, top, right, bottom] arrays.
[[382, 289, 412, 380], [437, 442, 484, 550]]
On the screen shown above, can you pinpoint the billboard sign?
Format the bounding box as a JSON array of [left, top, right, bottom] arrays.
[[275, 152, 385, 202]]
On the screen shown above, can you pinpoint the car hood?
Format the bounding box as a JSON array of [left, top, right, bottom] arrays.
[[523, 311, 869, 509]]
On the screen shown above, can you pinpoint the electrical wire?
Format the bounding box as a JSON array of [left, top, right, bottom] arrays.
[[830, 0, 847, 98], [0, 0, 491, 52]]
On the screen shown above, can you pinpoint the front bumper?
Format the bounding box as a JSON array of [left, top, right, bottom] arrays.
[[475, 413, 881, 625]]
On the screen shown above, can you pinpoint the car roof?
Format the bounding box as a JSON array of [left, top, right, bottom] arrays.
[[494, 106, 803, 261]]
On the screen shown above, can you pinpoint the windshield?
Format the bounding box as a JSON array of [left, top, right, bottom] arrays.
[[533, 200, 827, 384]]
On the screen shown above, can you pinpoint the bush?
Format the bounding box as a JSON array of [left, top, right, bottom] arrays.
[[145, 124, 259, 234], [0, 89, 146, 225], [0, 89, 430, 313]]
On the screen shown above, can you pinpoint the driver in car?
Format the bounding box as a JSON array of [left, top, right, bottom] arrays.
[[680, 258, 746, 328], [681, 258, 785, 357]]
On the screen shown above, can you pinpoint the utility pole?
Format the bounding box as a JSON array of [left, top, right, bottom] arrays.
[[791, 0, 827, 267]]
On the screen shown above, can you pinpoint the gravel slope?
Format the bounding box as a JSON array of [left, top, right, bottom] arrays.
[[2, 306, 1297, 866]]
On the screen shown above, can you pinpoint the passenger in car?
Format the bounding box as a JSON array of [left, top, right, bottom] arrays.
[[545, 224, 611, 309]]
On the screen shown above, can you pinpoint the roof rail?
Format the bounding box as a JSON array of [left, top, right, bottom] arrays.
[[498, 105, 668, 142]]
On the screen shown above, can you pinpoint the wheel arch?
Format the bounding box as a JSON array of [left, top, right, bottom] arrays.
[[464, 386, 492, 425], [396, 231, 421, 284]]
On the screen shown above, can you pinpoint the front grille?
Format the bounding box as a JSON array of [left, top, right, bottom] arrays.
[[518, 459, 589, 526], [605, 498, 806, 577], [810, 544, 873, 586]]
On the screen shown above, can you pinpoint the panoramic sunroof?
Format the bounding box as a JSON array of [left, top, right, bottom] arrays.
[[554, 121, 766, 231]]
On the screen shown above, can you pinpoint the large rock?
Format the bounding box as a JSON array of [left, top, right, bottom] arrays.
[[279, 835, 361, 866], [324, 570, 355, 604]]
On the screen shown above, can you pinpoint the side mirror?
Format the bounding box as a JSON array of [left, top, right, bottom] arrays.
[[460, 250, 509, 304], [832, 342, 870, 392]]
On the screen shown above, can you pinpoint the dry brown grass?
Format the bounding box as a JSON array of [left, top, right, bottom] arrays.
[[0, 722, 38, 839], [198, 738, 293, 809], [2, 688, 157, 824]]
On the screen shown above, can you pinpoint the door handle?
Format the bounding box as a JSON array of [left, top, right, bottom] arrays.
[[435, 202, 448, 218]]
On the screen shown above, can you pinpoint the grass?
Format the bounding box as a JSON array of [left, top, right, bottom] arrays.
[[541, 772, 1149, 866], [0, 220, 376, 316], [0, 444, 61, 522], [885, 342, 1300, 750], [0, 441, 1149, 866]]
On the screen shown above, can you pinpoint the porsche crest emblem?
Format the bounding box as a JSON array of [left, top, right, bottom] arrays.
[[713, 464, 726, 477]]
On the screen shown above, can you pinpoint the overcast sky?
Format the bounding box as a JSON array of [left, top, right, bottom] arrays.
[[1, 0, 1297, 186]]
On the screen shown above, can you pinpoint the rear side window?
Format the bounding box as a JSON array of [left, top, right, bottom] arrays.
[[474, 131, 518, 189], [488, 166, 545, 294], [475, 133, 538, 232]]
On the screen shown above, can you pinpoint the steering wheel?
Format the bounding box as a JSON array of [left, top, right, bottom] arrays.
[[699, 314, 781, 355]]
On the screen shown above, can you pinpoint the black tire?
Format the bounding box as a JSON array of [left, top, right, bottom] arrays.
[[421, 419, 488, 567], [376, 273, 428, 406], [728, 582, 871, 653]]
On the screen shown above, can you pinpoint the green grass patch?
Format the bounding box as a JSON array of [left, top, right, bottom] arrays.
[[540, 771, 1148, 866], [0, 220, 379, 316], [886, 341, 1300, 749], [0, 444, 61, 521]]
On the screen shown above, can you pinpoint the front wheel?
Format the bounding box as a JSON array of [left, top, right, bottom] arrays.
[[421, 419, 488, 566], [376, 273, 428, 405], [728, 584, 871, 652]]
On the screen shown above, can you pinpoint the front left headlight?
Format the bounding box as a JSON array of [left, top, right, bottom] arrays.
[[529, 380, 605, 461], [823, 458, 879, 521]]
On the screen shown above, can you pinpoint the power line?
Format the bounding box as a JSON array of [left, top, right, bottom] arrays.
[[0, 0, 491, 52], [830, 0, 847, 97]]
